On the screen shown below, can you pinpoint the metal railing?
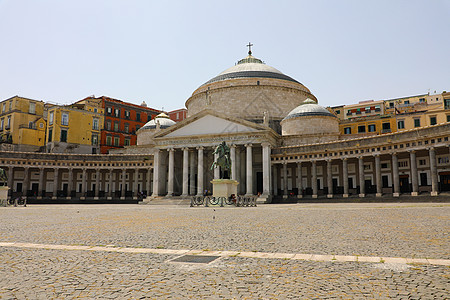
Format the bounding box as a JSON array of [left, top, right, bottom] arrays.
[[190, 195, 257, 207]]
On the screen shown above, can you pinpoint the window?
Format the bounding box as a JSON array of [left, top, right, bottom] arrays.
[[114, 121, 119, 132], [60, 129, 68, 142], [114, 109, 120, 118], [368, 124, 376, 132], [136, 112, 141, 122], [9, 101, 12, 110], [382, 122, 391, 133], [93, 118, 99, 130], [389, 102, 394, 108], [2, 103, 5, 113], [106, 120, 111, 131], [93, 108, 97, 113], [404, 100, 410, 104], [381, 163, 389, 169], [419, 98, 425, 103], [147, 115, 152, 122], [445, 98, 450, 109], [124, 123, 129, 133], [106, 136, 112, 145], [414, 118, 421, 128], [61, 113, 69, 126], [346, 110, 352, 116], [375, 105, 381, 112], [430, 116, 437, 125], [0, 118, 3, 130], [92, 134, 98, 145], [344, 127, 351, 134], [124, 111, 130, 119], [447, 115, 450, 122], [106, 107, 112, 115], [358, 125, 366, 133], [29, 102, 36, 114], [397, 120, 405, 129], [438, 156, 449, 164], [418, 159, 427, 166], [114, 137, 120, 146], [6, 116, 10, 129], [49, 112, 54, 125], [124, 139, 130, 146], [39, 123, 44, 128], [398, 161, 408, 168], [48, 128, 53, 142], [28, 121, 33, 129]]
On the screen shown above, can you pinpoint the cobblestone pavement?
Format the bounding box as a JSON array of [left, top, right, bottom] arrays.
[[0, 203, 449, 299]]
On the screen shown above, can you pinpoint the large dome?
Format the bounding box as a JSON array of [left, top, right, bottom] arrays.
[[201, 55, 301, 86], [185, 51, 317, 129]]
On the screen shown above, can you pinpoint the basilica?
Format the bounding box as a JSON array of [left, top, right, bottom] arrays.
[[114, 49, 450, 202], [1, 50, 450, 203]]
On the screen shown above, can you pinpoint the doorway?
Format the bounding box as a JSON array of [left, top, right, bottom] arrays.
[[256, 172, 263, 195]]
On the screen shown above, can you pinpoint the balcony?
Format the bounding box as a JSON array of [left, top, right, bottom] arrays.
[[381, 129, 392, 134]]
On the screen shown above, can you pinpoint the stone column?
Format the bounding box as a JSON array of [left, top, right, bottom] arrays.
[[23, 166, 29, 198], [37, 166, 44, 199], [429, 147, 438, 196], [392, 153, 400, 197], [189, 151, 196, 195], [152, 149, 160, 197], [182, 147, 189, 197], [6, 166, 13, 199], [133, 168, 139, 199], [81, 168, 87, 199], [312, 161, 317, 198], [410, 151, 419, 196], [235, 146, 241, 190], [213, 150, 220, 179], [245, 144, 253, 196], [196, 147, 204, 196], [358, 157, 365, 197], [166, 148, 175, 197], [52, 168, 58, 199], [297, 162, 302, 198], [108, 169, 113, 199], [342, 158, 349, 197], [262, 143, 271, 196], [327, 160, 333, 198], [147, 168, 152, 196], [230, 144, 237, 181], [67, 168, 73, 199], [121, 169, 126, 199], [282, 162, 288, 198], [95, 169, 100, 199], [375, 155, 382, 197]]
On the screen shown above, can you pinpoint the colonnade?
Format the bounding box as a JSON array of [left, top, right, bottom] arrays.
[[273, 147, 442, 198], [4, 166, 153, 200], [151, 142, 272, 197]]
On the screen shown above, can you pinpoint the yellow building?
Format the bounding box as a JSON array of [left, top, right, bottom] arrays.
[[46, 99, 104, 154], [0, 96, 46, 151]]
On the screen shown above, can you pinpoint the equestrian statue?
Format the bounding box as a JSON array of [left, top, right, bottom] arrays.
[[211, 141, 232, 179]]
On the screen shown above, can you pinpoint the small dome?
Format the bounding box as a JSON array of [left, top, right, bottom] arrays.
[[283, 99, 336, 121], [141, 112, 176, 130]]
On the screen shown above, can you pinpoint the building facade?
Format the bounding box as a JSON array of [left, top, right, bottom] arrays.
[[0, 96, 46, 152], [46, 99, 104, 154]]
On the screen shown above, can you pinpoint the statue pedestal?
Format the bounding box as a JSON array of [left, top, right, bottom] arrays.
[[211, 179, 238, 198], [0, 186, 9, 206]]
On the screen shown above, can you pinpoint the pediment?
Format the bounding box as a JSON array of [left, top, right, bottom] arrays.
[[155, 110, 266, 138]]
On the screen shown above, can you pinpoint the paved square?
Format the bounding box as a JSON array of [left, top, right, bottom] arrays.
[[0, 203, 449, 299]]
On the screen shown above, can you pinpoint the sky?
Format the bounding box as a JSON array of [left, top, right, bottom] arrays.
[[0, 0, 449, 111]]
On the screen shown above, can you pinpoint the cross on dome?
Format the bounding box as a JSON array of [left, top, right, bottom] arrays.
[[246, 42, 253, 55]]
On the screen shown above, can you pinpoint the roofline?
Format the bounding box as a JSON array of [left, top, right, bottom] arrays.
[[1, 95, 44, 103]]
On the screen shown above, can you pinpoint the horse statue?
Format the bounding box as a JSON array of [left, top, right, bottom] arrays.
[[0, 168, 8, 186], [211, 141, 231, 179]]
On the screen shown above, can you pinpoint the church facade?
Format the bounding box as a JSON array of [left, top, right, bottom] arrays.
[[1, 50, 450, 202]]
